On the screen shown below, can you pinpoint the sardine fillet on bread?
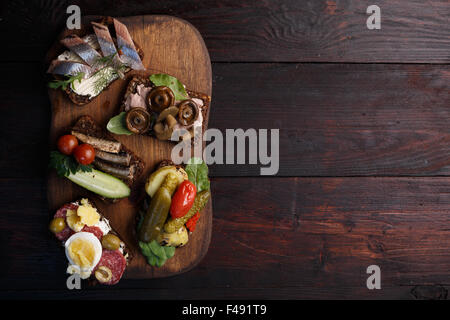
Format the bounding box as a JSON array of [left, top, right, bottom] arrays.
[[71, 115, 145, 188]]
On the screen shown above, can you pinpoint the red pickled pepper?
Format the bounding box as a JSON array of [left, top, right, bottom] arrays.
[[186, 212, 200, 232], [170, 180, 197, 219]]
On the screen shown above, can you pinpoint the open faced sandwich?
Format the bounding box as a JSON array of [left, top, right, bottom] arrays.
[[48, 15, 212, 282], [49, 198, 129, 285], [106, 73, 211, 144], [137, 158, 210, 267], [47, 17, 145, 105], [49, 115, 144, 200]]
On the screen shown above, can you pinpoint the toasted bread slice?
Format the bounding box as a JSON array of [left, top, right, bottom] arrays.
[[71, 115, 145, 189], [119, 75, 211, 143], [51, 198, 131, 285], [50, 17, 145, 106]]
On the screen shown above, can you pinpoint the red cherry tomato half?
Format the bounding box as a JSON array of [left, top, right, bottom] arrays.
[[57, 135, 79, 155], [73, 144, 95, 165], [170, 180, 197, 219]]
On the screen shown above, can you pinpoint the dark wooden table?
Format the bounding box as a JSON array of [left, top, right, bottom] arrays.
[[0, 0, 449, 300]]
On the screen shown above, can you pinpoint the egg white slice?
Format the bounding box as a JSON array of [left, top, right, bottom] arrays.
[[64, 232, 102, 278]]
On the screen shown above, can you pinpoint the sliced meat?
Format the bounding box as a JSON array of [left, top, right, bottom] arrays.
[[94, 250, 127, 285], [71, 131, 121, 154], [95, 150, 131, 166], [53, 203, 79, 242], [81, 225, 103, 241]]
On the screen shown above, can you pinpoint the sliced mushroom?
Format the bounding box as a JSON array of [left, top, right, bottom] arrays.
[[154, 114, 177, 141], [178, 99, 199, 127], [157, 106, 179, 122], [181, 127, 195, 141], [146, 86, 175, 113], [125, 108, 151, 134]]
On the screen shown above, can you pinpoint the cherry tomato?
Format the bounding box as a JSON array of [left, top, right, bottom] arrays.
[[73, 144, 95, 165], [57, 135, 78, 155], [170, 180, 197, 219]]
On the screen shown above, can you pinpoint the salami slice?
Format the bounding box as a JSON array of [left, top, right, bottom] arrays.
[[82, 225, 103, 240], [94, 250, 127, 285], [53, 203, 78, 242]]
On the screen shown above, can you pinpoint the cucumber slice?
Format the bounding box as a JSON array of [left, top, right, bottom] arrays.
[[67, 169, 130, 199]]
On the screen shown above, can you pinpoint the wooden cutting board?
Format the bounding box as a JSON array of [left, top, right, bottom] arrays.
[[46, 15, 212, 278]]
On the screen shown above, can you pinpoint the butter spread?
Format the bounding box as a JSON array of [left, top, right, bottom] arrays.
[[71, 67, 118, 98]]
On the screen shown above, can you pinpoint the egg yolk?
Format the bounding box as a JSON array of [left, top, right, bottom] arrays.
[[68, 238, 96, 268]]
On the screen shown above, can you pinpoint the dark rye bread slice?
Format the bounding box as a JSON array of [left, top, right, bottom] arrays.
[[71, 115, 145, 190], [53, 198, 132, 286], [75, 198, 131, 262], [119, 75, 211, 141], [53, 16, 145, 106]]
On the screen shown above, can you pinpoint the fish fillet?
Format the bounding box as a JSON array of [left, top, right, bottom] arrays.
[[60, 34, 102, 67], [113, 19, 145, 71], [47, 60, 92, 78]]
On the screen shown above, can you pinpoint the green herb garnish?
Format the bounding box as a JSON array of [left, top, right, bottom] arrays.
[[49, 151, 93, 177], [94, 48, 128, 78], [48, 72, 85, 91], [139, 240, 175, 267], [185, 158, 210, 193], [106, 112, 134, 135], [149, 73, 188, 100]]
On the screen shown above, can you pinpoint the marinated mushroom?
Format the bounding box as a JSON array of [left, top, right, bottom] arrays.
[[146, 86, 175, 113], [157, 106, 179, 123], [125, 108, 151, 134], [154, 114, 177, 141], [178, 99, 199, 127]]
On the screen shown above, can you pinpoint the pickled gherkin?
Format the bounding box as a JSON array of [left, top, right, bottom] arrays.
[[139, 172, 179, 242], [164, 190, 210, 233]]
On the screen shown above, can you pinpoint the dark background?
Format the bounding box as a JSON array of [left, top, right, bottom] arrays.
[[0, 0, 449, 299]]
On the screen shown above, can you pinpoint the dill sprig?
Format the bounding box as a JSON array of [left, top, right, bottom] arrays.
[[48, 72, 85, 91]]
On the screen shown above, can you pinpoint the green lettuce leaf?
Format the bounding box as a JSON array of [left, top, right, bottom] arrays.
[[185, 157, 210, 193], [106, 112, 133, 135], [139, 240, 176, 268], [149, 73, 188, 100]]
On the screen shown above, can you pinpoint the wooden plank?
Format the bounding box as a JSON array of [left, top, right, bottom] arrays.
[[0, 286, 440, 300], [45, 15, 212, 279], [208, 63, 450, 176], [2, 176, 450, 299], [1, 0, 449, 63], [1, 62, 448, 178]]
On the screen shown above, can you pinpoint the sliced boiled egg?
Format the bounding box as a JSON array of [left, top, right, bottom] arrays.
[[65, 232, 102, 279]]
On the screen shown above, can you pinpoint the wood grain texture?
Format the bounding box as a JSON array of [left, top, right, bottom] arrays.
[[46, 15, 212, 278], [208, 63, 450, 176], [1, 62, 448, 178], [1, 0, 449, 63], [0, 0, 449, 300], [2, 176, 450, 299]]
